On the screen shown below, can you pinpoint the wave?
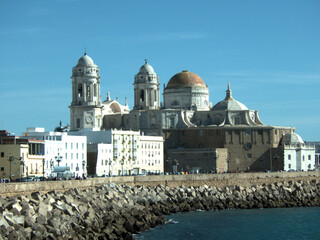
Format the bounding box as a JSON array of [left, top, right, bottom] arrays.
[[166, 219, 178, 224]]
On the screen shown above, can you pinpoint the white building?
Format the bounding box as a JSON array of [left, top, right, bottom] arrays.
[[282, 132, 315, 171], [87, 143, 113, 177], [24, 128, 87, 178], [137, 135, 164, 175], [69, 129, 164, 176]]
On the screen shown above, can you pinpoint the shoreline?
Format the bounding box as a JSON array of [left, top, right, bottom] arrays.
[[0, 173, 319, 239]]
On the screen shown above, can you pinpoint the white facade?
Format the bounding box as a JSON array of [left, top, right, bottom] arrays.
[[69, 129, 164, 176], [134, 61, 160, 110], [136, 135, 164, 175], [88, 143, 113, 177], [284, 144, 315, 171], [24, 128, 87, 178], [282, 132, 316, 171], [69, 53, 103, 131]]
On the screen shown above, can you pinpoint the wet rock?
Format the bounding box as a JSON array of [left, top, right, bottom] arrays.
[[0, 179, 319, 239]]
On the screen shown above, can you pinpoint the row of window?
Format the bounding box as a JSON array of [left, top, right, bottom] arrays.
[[288, 164, 312, 169], [65, 142, 85, 150], [141, 142, 161, 149], [137, 159, 161, 165], [182, 129, 266, 137], [1, 152, 27, 159], [65, 153, 85, 160], [142, 150, 162, 157], [101, 159, 112, 166], [65, 162, 85, 171], [287, 154, 312, 160], [45, 136, 62, 141], [77, 83, 98, 98], [100, 148, 112, 153]]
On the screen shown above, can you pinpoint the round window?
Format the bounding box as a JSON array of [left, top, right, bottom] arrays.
[[244, 142, 252, 151]]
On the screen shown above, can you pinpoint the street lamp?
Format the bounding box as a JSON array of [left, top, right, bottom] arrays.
[[108, 159, 112, 177], [55, 153, 62, 166], [20, 159, 25, 181], [42, 159, 45, 178], [172, 159, 179, 174], [82, 160, 86, 178], [273, 154, 280, 172], [120, 158, 124, 176], [226, 158, 230, 173]]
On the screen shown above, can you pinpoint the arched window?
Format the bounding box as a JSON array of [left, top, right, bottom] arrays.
[[172, 100, 179, 106], [86, 85, 90, 98], [140, 90, 145, 102], [78, 84, 83, 97], [93, 84, 97, 97]]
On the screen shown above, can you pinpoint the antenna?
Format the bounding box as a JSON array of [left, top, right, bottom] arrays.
[[84, 47, 87, 55]]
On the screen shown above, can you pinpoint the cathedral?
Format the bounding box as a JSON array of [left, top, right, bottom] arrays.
[[69, 54, 315, 173]]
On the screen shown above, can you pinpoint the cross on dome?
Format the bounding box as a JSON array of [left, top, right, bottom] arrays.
[[225, 82, 233, 100]]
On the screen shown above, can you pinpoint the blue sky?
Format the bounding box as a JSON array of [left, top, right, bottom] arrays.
[[0, 0, 319, 141]]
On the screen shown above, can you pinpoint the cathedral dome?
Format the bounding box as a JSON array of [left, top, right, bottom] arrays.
[[166, 71, 206, 89], [282, 131, 304, 145], [211, 83, 248, 111], [138, 61, 155, 75], [76, 53, 96, 67]]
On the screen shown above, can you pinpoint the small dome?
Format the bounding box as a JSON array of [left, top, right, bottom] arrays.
[[138, 61, 155, 75], [282, 132, 304, 144], [211, 83, 248, 111], [212, 99, 248, 111], [166, 71, 206, 89], [76, 53, 96, 67]]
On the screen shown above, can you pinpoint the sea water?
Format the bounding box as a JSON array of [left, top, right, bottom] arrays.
[[134, 207, 320, 240]]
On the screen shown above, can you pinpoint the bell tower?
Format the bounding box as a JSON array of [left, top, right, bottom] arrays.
[[133, 60, 160, 110], [69, 53, 102, 131]]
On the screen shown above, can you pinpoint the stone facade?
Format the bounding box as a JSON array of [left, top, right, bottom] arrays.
[[164, 126, 296, 173], [166, 148, 227, 173]]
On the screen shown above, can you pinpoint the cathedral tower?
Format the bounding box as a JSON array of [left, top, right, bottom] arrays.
[[133, 60, 160, 110], [69, 53, 102, 131]]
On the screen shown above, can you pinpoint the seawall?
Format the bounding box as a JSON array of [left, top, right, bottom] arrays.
[[1, 171, 319, 197], [0, 172, 319, 239]]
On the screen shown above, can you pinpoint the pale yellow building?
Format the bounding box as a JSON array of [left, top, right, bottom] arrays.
[[0, 130, 45, 181]]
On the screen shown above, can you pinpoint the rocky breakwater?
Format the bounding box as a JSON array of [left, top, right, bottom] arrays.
[[0, 179, 319, 239]]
